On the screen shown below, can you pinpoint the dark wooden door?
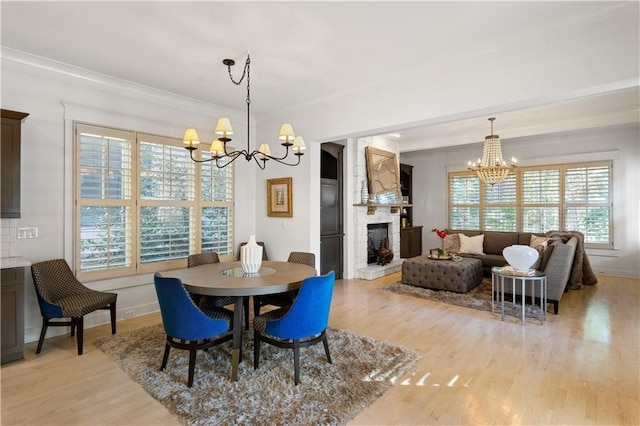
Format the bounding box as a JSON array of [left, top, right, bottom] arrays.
[[320, 143, 344, 279]]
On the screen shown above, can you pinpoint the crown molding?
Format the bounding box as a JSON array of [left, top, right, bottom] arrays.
[[1, 47, 244, 120]]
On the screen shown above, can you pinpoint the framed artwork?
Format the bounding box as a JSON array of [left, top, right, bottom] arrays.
[[365, 147, 402, 204], [267, 177, 293, 217]]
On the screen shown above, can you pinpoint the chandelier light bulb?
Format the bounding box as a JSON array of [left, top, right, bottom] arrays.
[[209, 139, 225, 157], [183, 128, 200, 147], [214, 117, 233, 137], [258, 143, 271, 157], [293, 136, 306, 153], [278, 123, 295, 144]]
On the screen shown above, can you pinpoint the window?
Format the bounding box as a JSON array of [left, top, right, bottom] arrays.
[[448, 161, 612, 248], [75, 123, 233, 280]]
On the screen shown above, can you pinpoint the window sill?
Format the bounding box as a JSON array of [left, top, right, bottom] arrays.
[[586, 248, 620, 258]]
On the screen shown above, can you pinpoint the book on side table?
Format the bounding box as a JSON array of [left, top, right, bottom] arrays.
[[497, 266, 536, 276]]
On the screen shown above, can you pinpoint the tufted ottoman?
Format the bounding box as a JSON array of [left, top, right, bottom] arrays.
[[401, 256, 483, 293]]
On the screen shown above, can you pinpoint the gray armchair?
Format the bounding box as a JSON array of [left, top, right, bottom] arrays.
[[506, 237, 577, 314]]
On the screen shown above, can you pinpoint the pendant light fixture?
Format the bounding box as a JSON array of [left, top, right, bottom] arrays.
[[467, 117, 516, 185], [183, 53, 305, 169]]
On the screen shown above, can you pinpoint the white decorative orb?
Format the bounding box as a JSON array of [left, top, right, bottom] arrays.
[[503, 245, 539, 272]]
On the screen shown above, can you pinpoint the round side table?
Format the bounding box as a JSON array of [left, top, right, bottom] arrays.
[[491, 266, 547, 325]]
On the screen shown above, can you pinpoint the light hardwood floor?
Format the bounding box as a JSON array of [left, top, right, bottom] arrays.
[[1, 273, 638, 425]]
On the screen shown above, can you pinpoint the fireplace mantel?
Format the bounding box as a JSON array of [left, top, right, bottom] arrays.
[[354, 203, 412, 215]]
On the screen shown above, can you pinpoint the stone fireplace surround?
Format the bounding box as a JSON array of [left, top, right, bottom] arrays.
[[352, 137, 403, 280]]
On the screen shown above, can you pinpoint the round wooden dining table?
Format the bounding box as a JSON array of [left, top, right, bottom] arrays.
[[161, 260, 317, 381]]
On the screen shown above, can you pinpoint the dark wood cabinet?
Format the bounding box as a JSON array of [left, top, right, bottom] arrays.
[[400, 226, 423, 258], [400, 163, 413, 226], [1, 267, 25, 364], [1, 109, 29, 218], [400, 163, 421, 257]]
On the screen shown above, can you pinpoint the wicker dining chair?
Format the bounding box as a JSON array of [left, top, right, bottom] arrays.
[[187, 252, 250, 330], [253, 251, 316, 318], [30, 259, 117, 355], [236, 241, 269, 261]]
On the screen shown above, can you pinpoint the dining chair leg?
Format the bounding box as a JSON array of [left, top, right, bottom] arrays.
[[160, 341, 171, 370], [110, 302, 117, 334], [243, 297, 250, 330], [253, 331, 261, 369], [75, 317, 84, 355], [187, 347, 197, 387], [293, 340, 300, 385], [322, 332, 332, 364], [253, 301, 261, 324], [36, 319, 48, 354]]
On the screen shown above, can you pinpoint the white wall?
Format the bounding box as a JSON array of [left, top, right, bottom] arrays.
[[400, 123, 640, 278], [255, 11, 637, 277], [250, 121, 319, 265], [1, 50, 256, 342]]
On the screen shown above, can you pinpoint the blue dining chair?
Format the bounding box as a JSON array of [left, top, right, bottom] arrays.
[[253, 270, 335, 385], [154, 273, 233, 387]]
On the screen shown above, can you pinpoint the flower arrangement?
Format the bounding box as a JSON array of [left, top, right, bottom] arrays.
[[431, 228, 447, 240], [432, 228, 447, 255]]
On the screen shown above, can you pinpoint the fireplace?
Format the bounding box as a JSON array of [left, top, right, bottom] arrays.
[[350, 137, 402, 280], [367, 223, 389, 264]]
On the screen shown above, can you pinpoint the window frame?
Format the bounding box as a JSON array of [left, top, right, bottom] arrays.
[[448, 160, 613, 249], [74, 122, 234, 281]]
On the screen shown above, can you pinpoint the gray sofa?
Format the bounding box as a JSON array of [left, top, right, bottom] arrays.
[[444, 229, 577, 314]]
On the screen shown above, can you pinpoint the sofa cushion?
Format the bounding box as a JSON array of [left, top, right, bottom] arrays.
[[483, 232, 519, 255], [530, 234, 549, 248], [442, 234, 460, 253], [459, 253, 506, 269], [539, 239, 560, 271], [459, 233, 485, 254]]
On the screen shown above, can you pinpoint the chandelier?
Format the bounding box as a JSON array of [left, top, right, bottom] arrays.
[[182, 53, 305, 169], [467, 117, 516, 185]]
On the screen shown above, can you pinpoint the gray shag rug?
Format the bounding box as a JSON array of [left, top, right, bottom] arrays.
[[95, 323, 420, 425], [382, 278, 545, 320]]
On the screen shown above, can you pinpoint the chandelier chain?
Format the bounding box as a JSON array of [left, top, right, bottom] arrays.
[[227, 56, 250, 86]]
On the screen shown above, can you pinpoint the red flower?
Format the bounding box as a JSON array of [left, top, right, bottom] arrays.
[[432, 228, 447, 240]]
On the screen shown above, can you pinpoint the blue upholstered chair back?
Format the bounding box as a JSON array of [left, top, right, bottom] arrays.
[[153, 273, 229, 342], [265, 270, 335, 340]]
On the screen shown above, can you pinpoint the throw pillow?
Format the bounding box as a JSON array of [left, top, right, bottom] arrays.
[[458, 233, 485, 255], [442, 234, 460, 253], [539, 242, 558, 271], [529, 234, 549, 249]]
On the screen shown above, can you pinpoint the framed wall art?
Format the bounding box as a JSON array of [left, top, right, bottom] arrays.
[[365, 146, 402, 204], [267, 177, 293, 217]]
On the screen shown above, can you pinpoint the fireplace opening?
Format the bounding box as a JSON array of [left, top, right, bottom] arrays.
[[367, 223, 389, 264]]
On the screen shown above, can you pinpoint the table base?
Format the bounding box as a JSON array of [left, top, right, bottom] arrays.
[[491, 271, 547, 325]]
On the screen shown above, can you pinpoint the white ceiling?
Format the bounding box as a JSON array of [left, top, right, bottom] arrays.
[[1, 1, 638, 151]]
